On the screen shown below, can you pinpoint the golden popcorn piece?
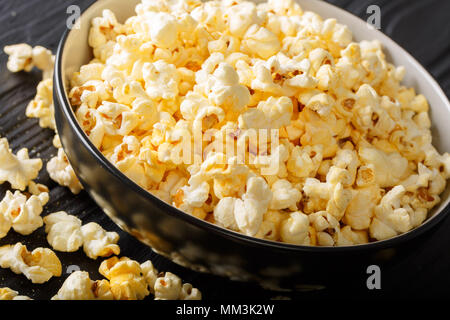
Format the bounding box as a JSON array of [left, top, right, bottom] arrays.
[[99, 257, 149, 300], [0, 243, 61, 284]]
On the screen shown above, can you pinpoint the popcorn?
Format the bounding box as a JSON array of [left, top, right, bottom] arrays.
[[239, 96, 293, 130], [81, 222, 120, 259], [27, 181, 49, 196], [226, 1, 259, 37], [369, 186, 425, 240], [205, 62, 250, 114], [269, 179, 301, 210], [0, 243, 61, 284], [241, 25, 280, 59], [52, 271, 113, 300], [43, 211, 84, 252], [344, 186, 381, 230], [4, 43, 33, 72], [0, 137, 42, 191], [305, 93, 334, 118], [280, 211, 310, 245], [4, 44, 56, 128], [302, 167, 352, 220], [0, 190, 48, 237], [334, 226, 368, 246], [234, 177, 272, 236], [66, 0, 450, 246], [26, 79, 56, 130], [358, 147, 408, 188], [0, 207, 11, 239], [143, 61, 180, 100], [180, 176, 210, 208], [47, 148, 83, 194], [31, 46, 54, 79], [213, 197, 239, 230], [141, 260, 159, 292], [99, 257, 149, 300], [154, 272, 182, 300], [0, 287, 32, 300], [287, 145, 323, 178], [179, 283, 202, 300], [145, 12, 179, 49]]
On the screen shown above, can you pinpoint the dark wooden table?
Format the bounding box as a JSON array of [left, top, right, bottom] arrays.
[[0, 0, 449, 300]]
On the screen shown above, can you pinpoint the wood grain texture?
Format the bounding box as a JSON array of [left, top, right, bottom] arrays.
[[0, 0, 449, 300]]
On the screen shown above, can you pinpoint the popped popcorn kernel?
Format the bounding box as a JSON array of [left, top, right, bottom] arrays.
[[0, 243, 61, 284], [81, 222, 120, 259], [47, 148, 83, 194], [0, 137, 42, 191], [52, 271, 113, 300], [99, 257, 149, 300]]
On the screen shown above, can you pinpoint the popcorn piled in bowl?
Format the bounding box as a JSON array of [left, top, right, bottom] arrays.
[[69, 0, 450, 246]]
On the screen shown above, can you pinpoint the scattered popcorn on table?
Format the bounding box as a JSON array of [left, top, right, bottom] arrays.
[[52, 271, 113, 300], [50, 257, 201, 300], [0, 243, 61, 284], [0, 137, 42, 191], [0, 4, 205, 300], [80, 222, 120, 259], [4, 43, 82, 195], [4, 44, 55, 128], [4, 43, 53, 78], [43, 212, 120, 259], [66, 0, 450, 245], [0, 287, 32, 300]]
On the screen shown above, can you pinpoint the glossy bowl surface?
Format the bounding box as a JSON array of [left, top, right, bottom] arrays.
[[54, 0, 450, 287]]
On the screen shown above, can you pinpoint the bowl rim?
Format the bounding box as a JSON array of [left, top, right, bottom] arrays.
[[54, 0, 450, 253]]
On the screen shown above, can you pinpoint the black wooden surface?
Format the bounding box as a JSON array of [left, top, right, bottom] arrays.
[[0, 0, 449, 300]]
